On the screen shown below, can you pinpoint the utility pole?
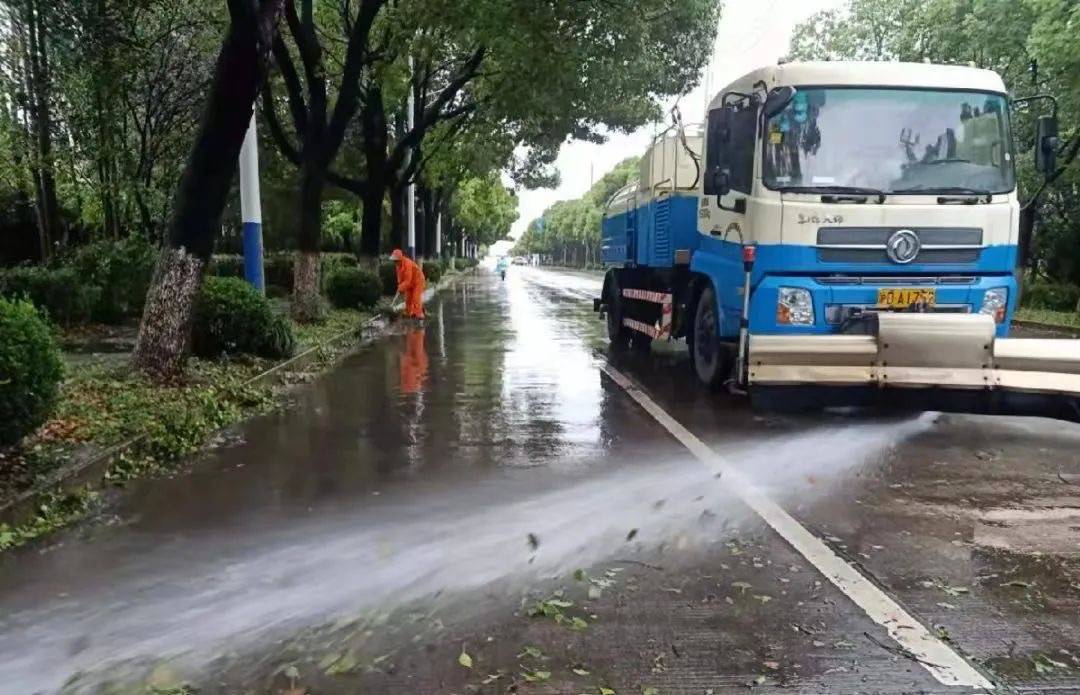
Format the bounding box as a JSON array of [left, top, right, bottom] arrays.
[[239, 112, 264, 293], [406, 56, 416, 258], [435, 211, 442, 258]]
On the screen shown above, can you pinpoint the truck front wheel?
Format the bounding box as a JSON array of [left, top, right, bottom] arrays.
[[692, 286, 732, 389]]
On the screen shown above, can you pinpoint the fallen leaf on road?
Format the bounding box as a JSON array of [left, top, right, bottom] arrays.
[[1001, 580, 1032, 588], [481, 673, 501, 684], [517, 646, 543, 659], [731, 581, 752, 593], [936, 602, 957, 610], [458, 650, 473, 669], [572, 668, 590, 676], [643, 688, 659, 695], [522, 669, 551, 682]]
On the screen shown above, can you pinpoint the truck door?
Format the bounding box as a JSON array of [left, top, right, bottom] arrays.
[[704, 99, 757, 334]]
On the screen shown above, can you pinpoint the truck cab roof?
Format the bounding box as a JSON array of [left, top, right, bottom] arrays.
[[708, 61, 1008, 110]]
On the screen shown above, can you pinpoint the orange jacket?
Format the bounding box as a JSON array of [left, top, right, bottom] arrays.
[[395, 257, 426, 295]]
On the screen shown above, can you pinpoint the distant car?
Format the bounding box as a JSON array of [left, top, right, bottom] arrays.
[[512, 256, 527, 265]]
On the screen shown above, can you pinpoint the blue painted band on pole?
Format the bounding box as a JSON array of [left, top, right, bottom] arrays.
[[242, 221, 265, 292]]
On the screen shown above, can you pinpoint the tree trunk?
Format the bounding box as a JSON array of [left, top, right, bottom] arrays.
[[22, 0, 61, 261], [360, 177, 385, 256], [358, 85, 388, 256], [422, 188, 437, 258], [133, 0, 284, 379], [390, 182, 406, 252], [292, 165, 326, 322], [1018, 205, 1035, 270], [414, 186, 427, 258], [292, 250, 323, 322], [132, 247, 205, 379]]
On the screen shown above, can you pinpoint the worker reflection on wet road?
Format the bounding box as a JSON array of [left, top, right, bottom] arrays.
[[399, 326, 429, 395]]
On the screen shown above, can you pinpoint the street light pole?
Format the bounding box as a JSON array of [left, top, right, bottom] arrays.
[[239, 111, 264, 293]]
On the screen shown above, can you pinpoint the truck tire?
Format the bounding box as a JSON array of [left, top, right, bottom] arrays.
[[606, 274, 630, 349], [631, 331, 653, 352], [692, 286, 732, 389]]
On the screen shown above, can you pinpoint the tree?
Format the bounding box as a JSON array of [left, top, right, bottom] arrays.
[[3, 0, 63, 260], [514, 156, 640, 267], [131, 0, 285, 379], [259, 0, 391, 320], [450, 173, 518, 248]]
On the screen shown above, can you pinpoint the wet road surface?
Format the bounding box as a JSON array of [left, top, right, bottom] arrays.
[[1, 267, 1078, 693]]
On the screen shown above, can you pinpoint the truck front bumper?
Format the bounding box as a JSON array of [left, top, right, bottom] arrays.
[[747, 313, 1080, 422], [748, 274, 1017, 337]]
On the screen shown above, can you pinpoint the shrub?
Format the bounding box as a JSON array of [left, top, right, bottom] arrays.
[[320, 253, 358, 289], [324, 267, 381, 309], [265, 252, 294, 292], [0, 297, 63, 446], [422, 260, 442, 285], [208, 254, 245, 279], [65, 237, 156, 323], [0, 266, 100, 326], [192, 277, 295, 359], [1021, 280, 1080, 312], [378, 262, 398, 296]]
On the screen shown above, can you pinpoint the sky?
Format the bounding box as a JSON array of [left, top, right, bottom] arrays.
[[508, 0, 846, 239]]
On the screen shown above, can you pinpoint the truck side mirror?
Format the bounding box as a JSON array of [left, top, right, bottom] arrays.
[[705, 168, 731, 197], [1035, 115, 1059, 178], [763, 86, 796, 118]]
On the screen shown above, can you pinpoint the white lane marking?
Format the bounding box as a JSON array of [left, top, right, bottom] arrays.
[[599, 362, 994, 690]]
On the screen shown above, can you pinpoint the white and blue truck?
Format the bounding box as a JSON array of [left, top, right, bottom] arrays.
[[595, 61, 1080, 421]]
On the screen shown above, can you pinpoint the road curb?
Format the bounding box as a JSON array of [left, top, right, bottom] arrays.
[[0, 266, 474, 529]]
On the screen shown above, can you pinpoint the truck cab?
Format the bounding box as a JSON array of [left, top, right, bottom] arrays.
[[699, 61, 1017, 343]]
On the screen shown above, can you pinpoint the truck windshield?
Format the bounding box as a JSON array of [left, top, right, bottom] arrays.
[[763, 87, 1015, 195]]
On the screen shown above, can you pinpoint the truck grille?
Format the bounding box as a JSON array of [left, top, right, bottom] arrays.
[[815, 227, 982, 264]]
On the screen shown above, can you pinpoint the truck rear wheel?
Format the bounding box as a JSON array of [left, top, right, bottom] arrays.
[[606, 274, 630, 349], [692, 286, 732, 389]]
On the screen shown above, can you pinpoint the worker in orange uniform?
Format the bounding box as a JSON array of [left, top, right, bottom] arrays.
[[390, 248, 426, 320]]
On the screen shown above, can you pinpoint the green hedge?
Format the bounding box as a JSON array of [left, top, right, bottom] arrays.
[[1021, 280, 1080, 312], [378, 262, 398, 296], [422, 260, 443, 285], [64, 237, 156, 324], [0, 297, 63, 446], [192, 277, 295, 359], [208, 254, 245, 279], [209, 252, 362, 294], [324, 267, 381, 309], [0, 266, 100, 326]]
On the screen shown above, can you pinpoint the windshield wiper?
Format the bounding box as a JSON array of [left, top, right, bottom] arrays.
[[892, 186, 993, 204], [776, 185, 887, 204]]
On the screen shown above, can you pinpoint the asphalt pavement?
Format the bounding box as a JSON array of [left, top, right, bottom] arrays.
[[1, 266, 1078, 694]]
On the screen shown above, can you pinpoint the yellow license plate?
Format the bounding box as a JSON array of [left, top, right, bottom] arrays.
[[877, 288, 936, 309]]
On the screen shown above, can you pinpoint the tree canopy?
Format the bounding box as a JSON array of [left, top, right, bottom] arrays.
[[514, 156, 639, 265]]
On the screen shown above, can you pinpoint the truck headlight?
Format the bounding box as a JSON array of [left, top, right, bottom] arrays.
[[777, 287, 815, 325], [979, 287, 1008, 323]]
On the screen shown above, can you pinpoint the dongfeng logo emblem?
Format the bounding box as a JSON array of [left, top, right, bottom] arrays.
[[886, 229, 921, 264]]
